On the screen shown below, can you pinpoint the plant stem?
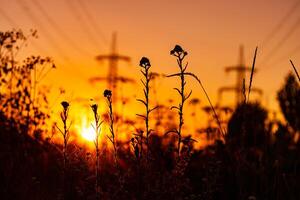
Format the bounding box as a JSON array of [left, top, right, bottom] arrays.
[[93, 108, 100, 200], [108, 97, 118, 167], [95, 141, 99, 200], [178, 56, 185, 157], [144, 66, 150, 162]]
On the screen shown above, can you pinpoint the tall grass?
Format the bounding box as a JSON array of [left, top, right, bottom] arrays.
[[247, 47, 258, 103], [2, 30, 300, 199], [290, 59, 300, 82]]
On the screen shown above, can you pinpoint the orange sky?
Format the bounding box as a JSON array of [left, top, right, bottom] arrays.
[[1, 0, 299, 142]]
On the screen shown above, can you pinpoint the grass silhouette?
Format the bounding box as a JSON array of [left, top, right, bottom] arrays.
[[0, 29, 300, 200]]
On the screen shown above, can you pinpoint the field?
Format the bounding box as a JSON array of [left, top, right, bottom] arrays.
[[0, 29, 299, 200]]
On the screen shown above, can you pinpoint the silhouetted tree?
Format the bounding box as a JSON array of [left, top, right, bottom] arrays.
[[277, 73, 300, 132], [0, 30, 54, 136], [227, 103, 268, 148]]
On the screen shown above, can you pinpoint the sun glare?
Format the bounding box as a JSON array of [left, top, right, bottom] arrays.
[[76, 118, 96, 142], [81, 126, 96, 142]]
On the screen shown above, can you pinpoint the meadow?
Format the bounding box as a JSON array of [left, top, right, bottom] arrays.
[[0, 30, 299, 200]]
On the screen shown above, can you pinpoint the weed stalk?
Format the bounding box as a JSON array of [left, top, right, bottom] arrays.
[[56, 101, 71, 199], [104, 89, 118, 167], [91, 103, 103, 200], [137, 57, 156, 162]]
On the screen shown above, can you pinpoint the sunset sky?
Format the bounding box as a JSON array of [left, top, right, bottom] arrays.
[[1, 0, 299, 137]]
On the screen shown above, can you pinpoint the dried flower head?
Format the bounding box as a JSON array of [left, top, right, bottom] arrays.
[[61, 101, 69, 110], [139, 57, 151, 68], [104, 89, 112, 98], [170, 45, 188, 56], [91, 104, 98, 113]]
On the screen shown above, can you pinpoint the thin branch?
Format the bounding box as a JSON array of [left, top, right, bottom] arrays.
[[136, 114, 146, 119], [290, 59, 300, 82]]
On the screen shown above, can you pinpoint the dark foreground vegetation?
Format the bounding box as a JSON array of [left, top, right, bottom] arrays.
[[0, 30, 300, 200]]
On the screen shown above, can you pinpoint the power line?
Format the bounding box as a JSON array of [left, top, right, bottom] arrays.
[[286, 45, 300, 58], [260, 15, 300, 67], [267, 44, 300, 67], [75, 0, 108, 45], [63, 0, 104, 51], [15, 0, 70, 62], [0, 6, 48, 55], [0, 6, 18, 27], [31, 0, 94, 57], [1, 0, 110, 81], [261, 0, 300, 48]]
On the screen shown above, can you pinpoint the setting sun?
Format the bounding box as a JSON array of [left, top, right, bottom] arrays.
[[75, 118, 96, 142], [81, 126, 96, 142]]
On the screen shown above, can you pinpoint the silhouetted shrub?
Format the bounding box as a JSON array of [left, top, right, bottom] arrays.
[[0, 30, 54, 136], [227, 103, 268, 148], [277, 73, 300, 132]]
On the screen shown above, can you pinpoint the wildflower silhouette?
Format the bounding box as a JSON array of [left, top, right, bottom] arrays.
[[58, 101, 70, 169], [166, 45, 193, 156], [104, 89, 112, 98], [170, 44, 188, 56], [90, 102, 103, 200], [139, 57, 151, 67], [56, 100, 71, 199], [166, 45, 224, 156], [104, 89, 118, 167], [137, 57, 157, 162], [61, 101, 69, 110], [2, 28, 300, 199], [91, 104, 98, 113]]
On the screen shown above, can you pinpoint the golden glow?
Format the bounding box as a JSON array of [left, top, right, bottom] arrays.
[[81, 126, 96, 142], [76, 118, 96, 142], [2, 0, 295, 149]]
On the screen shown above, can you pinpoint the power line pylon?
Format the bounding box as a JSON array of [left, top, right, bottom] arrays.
[[218, 45, 263, 106], [90, 32, 131, 106]]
